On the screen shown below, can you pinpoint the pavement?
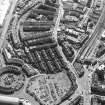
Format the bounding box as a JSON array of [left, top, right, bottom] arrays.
[[73, 5, 105, 61], [0, 1, 105, 105], [53, 0, 64, 42], [0, 0, 18, 67], [0, 0, 18, 52]]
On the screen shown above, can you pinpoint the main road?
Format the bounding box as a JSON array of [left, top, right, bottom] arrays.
[[73, 5, 105, 61], [0, 0, 18, 51], [53, 0, 64, 42], [0, 0, 18, 67]]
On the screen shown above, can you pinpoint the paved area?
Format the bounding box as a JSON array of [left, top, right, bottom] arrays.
[[1, 0, 105, 105]]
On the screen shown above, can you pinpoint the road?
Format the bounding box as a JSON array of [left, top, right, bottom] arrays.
[[0, 0, 18, 52], [74, 5, 105, 61], [0, 0, 18, 67], [53, 0, 64, 42], [0, 0, 63, 56], [0, 1, 104, 105], [70, 5, 105, 105]]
